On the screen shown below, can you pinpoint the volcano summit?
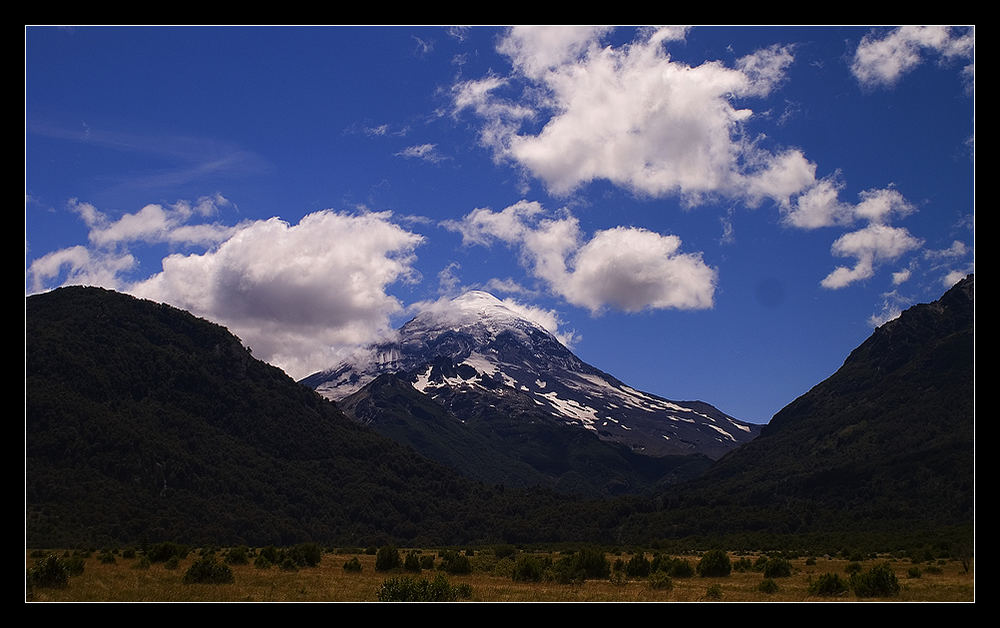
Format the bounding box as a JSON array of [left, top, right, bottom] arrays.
[[302, 291, 760, 460]]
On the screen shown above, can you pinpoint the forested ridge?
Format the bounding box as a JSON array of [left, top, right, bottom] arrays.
[[25, 279, 974, 553]]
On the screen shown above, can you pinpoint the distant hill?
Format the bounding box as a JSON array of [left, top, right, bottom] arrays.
[[24, 287, 567, 548], [622, 275, 975, 545]]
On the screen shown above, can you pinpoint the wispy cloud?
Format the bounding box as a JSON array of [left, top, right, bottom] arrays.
[[851, 25, 975, 89], [395, 143, 447, 163], [27, 121, 270, 191]]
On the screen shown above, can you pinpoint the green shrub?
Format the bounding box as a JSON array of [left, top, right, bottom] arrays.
[[404, 551, 422, 573], [121, 548, 137, 559], [27, 554, 70, 589], [845, 561, 862, 574], [704, 584, 723, 600], [512, 555, 547, 582], [61, 555, 86, 576], [573, 547, 610, 580], [132, 555, 151, 570], [762, 557, 792, 578], [224, 546, 250, 565], [697, 550, 732, 577], [624, 553, 651, 578], [258, 546, 280, 564], [732, 557, 754, 572], [809, 572, 849, 597], [164, 556, 180, 570], [648, 571, 673, 591], [183, 555, 235, 584], [439, 550, 472, 575], [375, 546, 402, 572], [286, 543, 323, 568], [907, 566, 922, 579], [377, 574, 472, 602], [850, 562, 900, 598], [419, 555, 435, 570], [758, 578, 780, 594], [253, 555, 273, 570], [343, 556, 363, 573], [98, 551, 116, 564]]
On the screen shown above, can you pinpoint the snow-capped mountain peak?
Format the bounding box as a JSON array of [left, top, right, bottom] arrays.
[[301, 290, 760, 459]]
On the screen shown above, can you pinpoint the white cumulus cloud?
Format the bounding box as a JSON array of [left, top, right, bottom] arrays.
[[445, 200, 717, 314], [129, 210, 424, 379], [454, 26, 804, 207], [28, 199, 426, 380]]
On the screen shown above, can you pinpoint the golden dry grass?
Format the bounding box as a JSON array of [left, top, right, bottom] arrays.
[[26, 550, 974, 603]]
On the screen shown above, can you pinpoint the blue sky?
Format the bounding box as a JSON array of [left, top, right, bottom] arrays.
[[25, 25, 974, 423]]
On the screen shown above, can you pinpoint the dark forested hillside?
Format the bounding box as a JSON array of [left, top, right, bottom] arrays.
[[25, 278, 975, 552], [24, 287, 573, 548], [619, 275, 975, 546]]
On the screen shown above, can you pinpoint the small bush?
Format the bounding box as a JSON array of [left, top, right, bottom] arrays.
[[375, 546, 402, 572], [377, 574, 472, 602], [439, 550, 472, 575], [512, 555, 547, 582], [809, 572, 849, 597], [224, 546, 250, 565], [61, 555, 86, 576], [704, 584, 723, 600], [732, 557, 754, 572], [697, 550, 732, 578], [254, 555, 272, 570], [419, 555, 435, 570], [183, 555, 235, 584], [98, 551, 116, 565], [850, 562, 900, 598], [343, 556, 363, 573], [845, 561, 862, 574], [164, 556, 180, 570], [132, 556, 151, 570], [762, 557, 792, 578], [27, 555, 70, 589], [404, 551, 422, 573], [625, 553, 651, 578], [758, 578, 780, 594], [648, 571, 673, 591], [907, 566, 922, 579], [258, 546, 281, 564], [286, 543, 323, 568]]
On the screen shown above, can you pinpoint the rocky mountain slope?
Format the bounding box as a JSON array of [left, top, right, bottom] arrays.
[[303, 291, 760, 461]]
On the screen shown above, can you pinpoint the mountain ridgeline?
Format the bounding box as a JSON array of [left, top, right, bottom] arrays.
[[25, 287, 565, 548], [25, 275, 974, 549], [302, 291, 759, 496]]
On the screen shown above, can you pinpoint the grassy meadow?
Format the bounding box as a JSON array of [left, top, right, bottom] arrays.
[[26, 547, 974, 603]]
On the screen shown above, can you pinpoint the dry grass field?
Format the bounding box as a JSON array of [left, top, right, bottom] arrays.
[[26, 549, 974, 603]]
